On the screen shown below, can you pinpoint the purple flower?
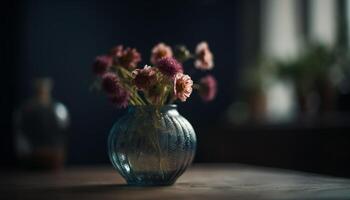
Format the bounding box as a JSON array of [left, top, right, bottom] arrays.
[[199, 75, 217, 102], [132, 65, 157, 91], [101, 72, 129, 108], [93, 55, 112, 76], [109, 89, 130, 108], [156, 57, 183, 77], [101, 73, 119, 94], [111, 45, 141, 70]]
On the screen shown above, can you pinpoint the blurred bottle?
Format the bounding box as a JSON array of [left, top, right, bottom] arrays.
[[14, 78, 69, 170]]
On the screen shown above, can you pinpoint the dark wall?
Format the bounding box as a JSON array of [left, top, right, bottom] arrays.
[[1, 0, 244, 165], [0, 0, 20, 166]]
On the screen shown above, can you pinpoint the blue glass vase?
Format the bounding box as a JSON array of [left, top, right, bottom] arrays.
[[108, 105, 196, 186]]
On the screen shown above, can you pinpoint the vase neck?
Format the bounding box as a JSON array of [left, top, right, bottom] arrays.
[[128, 105, 179, 116]]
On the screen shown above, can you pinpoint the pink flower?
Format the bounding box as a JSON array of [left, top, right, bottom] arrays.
[[199, 75, 217, 102], [110, 45, 124, 57], [132, 65, 157, 91], [111, 45, 141, 70], [194, 41, 214, 70], [156, 57, 183, 78], [101, 73, 120, 94], [93, 55, 112, 76], [174, 73, 193, 102], [150, 43, 173, 64], [109, 89, 130, 108]]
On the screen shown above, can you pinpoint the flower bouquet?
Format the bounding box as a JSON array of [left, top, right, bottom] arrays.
[[92, 42, 216, 106], [92, 42, 217, 186]]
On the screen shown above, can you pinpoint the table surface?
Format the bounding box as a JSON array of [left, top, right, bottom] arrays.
[[2, 164, 350, 200]]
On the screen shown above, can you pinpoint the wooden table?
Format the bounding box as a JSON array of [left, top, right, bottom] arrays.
[[2, 164, 350, 200]]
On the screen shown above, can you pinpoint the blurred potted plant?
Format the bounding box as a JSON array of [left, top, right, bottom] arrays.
[[235, 44, 350, 124], [239, 59, 275, 122], [277, 44, 341, 116]]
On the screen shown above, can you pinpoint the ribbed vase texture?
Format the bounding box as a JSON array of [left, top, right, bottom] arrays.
[[108, 105, 196, 186]]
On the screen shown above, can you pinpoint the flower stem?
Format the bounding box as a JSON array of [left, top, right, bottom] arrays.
[[117, 66, 147, 105]]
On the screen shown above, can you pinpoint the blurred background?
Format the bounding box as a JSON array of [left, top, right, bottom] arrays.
[[1, 0, 350, 177]]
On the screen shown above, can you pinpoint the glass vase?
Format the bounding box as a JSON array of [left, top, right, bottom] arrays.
[[108, 105, 196, 186]]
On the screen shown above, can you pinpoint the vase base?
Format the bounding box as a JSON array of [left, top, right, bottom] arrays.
[[126, 180, 176, 186]]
